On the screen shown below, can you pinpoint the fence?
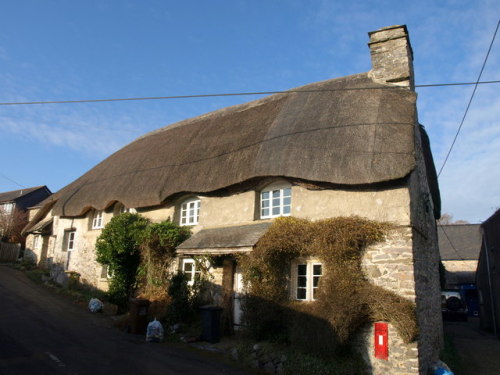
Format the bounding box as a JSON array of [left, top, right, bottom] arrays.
[[0, 241, 20, 262]]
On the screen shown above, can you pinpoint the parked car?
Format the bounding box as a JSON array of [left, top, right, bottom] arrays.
[[441, 290, 468, 321]]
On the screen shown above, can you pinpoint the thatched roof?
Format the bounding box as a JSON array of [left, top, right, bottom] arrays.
[[177, 222, 272, 255], [46, 73, 419, 217]]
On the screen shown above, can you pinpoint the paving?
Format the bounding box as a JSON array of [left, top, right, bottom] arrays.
[[443, 317, 500, 375], [0, 265, 252, 375]]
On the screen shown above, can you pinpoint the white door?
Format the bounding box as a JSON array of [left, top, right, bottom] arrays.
[[233, 265, 244, 329]]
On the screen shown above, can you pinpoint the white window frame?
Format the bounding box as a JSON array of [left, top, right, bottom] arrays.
[[1, 202, 14, 215], [33, 235, 41, 250], [120, 205, 136, 214], [260, 183, 291, 219], [92, 210, 104, 229], [181, 258, 201, 286], [180, 198, 200, 226], [66, 230, 76, 252], [291, 259, 323, 301]]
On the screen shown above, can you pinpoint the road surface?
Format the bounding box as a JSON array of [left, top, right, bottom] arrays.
[[0, 265, 250, 375]]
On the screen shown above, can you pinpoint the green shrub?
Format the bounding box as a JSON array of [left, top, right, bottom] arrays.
[[95, 213, 149, 306], [165, 271, 191, 324]]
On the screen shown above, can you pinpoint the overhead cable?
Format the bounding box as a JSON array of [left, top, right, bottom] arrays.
[[437, 19, 500, 177], [0, 80, 499, 106]]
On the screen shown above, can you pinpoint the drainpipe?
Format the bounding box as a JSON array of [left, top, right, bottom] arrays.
[[483, 231, 498, 337]]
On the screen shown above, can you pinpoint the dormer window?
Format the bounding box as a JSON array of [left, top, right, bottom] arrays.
[[180, 198, 200, 226], [92, 210, 104, 229], [120, 206, 136, 214], [260, 183, 291, 219]]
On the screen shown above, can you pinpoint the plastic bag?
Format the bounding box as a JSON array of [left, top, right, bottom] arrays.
[[432, 360, 454, 375], [88, 298, 103, 313], [146, 319, 164, 342]]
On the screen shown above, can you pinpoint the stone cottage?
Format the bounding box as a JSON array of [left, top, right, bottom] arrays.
[[25, 25, 442, 374]]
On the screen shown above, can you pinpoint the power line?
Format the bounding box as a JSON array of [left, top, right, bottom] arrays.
[[437, 19, 500, 177], [0, 174, 27, 189], [0, 80, 499, 106], [439, 225, 464, 261]]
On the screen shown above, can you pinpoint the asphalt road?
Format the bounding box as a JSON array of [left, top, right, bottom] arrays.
[[444, 318, 500, 375], [0, 265, 251, 375]]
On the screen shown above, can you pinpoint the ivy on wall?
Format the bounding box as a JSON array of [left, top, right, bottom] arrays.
[[239, 216, 417, 356], [137, 220, 191, 301]]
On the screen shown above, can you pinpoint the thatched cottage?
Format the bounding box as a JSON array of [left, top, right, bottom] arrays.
[[25, 25, 442, 374]]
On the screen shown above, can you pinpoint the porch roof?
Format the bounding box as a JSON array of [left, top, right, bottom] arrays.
[[26, 217, 53, 234], [176, 222, 271, 254]]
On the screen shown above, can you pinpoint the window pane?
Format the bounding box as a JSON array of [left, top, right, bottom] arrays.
[[184, 263, 193, 272], [262, 191, 269, 200], [261, 208, 269, 217], [298, 276, 307, 288], [313, 265, 322, 276], [283, 197, 291, 206], [272, 190, 280, 198], [283, 205, 291, 215], [313, 276, 321, 287], [297, 288, 306, 300], [272, 207, 280, 215], [297, 264, 307, 275], [272, 198, 280, 207], [283, 188, 291, 197], [313, 288, 318, 300], [262, 200, 269, 208]]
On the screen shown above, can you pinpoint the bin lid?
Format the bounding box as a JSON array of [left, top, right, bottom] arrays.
[[200, 305, 223, 311]]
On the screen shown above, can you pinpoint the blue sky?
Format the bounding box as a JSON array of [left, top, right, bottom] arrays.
[[0, 0, 498, 223]]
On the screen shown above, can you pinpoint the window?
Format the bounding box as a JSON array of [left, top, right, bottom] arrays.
[[33, 235, 41, 249], [182, 258, 201, 285], [180, 198, 200, 226], [293, 261, 322, 301], [120, 205, 136, 214], [260, 184, 291, 219], [1, 203, 14, 215], [100, 265, 113, 279], [92, 210, 104, 229], [64, 230, 76, 252]]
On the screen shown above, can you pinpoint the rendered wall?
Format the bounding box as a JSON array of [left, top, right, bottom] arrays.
[[408, 124, 443, 374]]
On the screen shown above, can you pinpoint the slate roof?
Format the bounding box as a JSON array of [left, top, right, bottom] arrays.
[[0, 186, 47, 203], [177, 222, 272, 253], [438, 224, 482, 261]]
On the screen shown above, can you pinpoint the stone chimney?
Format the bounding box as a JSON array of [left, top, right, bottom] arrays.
[[368, 25, 414, 90]]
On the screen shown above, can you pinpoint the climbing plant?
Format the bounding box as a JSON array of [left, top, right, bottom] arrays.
[[95, 213, 149, 306], [239, 216, 417, 357], [137, 220, 191, 301]]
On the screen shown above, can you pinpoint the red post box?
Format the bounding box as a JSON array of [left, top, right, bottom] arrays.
[[374, 322, 388, 360]]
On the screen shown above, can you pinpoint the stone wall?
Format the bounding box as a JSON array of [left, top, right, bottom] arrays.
[[363, 227, 415, 300], [359, 227, 419, 374], [408, 123, 443, 374], [356, 323, 419, 375]]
